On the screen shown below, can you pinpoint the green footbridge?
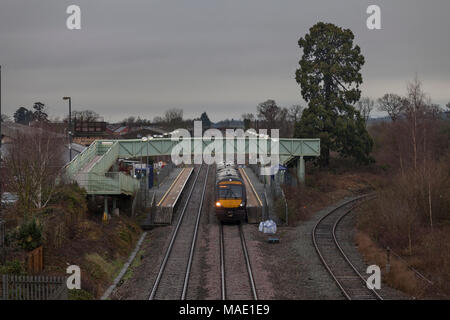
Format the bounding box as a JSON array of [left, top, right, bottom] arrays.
[[64, 138, 320, 195]]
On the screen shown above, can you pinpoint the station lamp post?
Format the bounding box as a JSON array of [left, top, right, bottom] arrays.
[[63, 97, 72, 161]]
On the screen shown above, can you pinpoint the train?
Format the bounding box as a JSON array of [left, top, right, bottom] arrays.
[[214, 162, 247, 222]]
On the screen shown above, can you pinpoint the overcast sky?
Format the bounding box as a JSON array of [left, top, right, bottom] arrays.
[[1, 0, 449, 122]]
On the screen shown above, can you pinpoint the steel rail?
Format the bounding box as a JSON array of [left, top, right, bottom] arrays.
[[220, 224, 226, 300], [333, 203, 383, 300], [148, 164, 203, 300], [181, 165, 210, 299], [312, 194, 382, 300], [220, 223, 258, 300], [239, 224, 258, 300]]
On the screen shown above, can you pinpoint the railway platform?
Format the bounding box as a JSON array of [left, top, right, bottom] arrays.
[[238, 167, 263, 223], [141, 166, 190, 227], [152, 166, 194, 224]]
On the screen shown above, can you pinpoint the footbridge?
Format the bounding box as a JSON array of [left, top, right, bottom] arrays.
[[64, 138, 320, 195]]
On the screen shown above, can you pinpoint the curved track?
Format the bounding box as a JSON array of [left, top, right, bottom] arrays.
[[312, 195, 383, 300], [149, 165, 209, 300], [220, 223, 258, 300]]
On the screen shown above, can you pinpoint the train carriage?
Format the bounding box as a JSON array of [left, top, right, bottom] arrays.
[[214, 162, 247, 222]]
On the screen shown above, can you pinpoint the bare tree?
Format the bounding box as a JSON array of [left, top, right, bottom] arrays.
[[242, 113, 255, 121], [446, 102, 450, 111], [1, 114, 11, 123], [164, 109, 183, 123], [278, 107, 290, 137], [403, 76, 429, 172], [403, 76, 440, 229], [355, 97, 374, 123], [122, 116, 136, 126], [242, 113, 255, 130], [164, 108, 183, 129], [255, 100, 292, 136], [288, 104, 303, 123], [72, 110, 100, 122], [153, 116, 164, 124], [257, 99, 280, 128], [377, 93, 405, 122], [3, 124, 65, 219]]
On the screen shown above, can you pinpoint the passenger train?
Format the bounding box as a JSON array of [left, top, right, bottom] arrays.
[[214, 162, 247, 222]]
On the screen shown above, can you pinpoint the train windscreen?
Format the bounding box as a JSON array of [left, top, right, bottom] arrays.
[[218, 185, 243, 199]]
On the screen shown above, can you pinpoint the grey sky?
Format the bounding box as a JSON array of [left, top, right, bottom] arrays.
[[1, 0, 449, 122]]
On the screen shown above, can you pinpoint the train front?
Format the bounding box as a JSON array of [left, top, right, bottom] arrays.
[[215, 175, 247, 222]]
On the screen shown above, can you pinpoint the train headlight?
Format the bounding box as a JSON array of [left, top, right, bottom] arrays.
[[240, 203, 244, 207], [216, 202, 222, 207]]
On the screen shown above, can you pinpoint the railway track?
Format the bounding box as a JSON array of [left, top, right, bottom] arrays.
[[312, 195, 383, 300], [220, 223, 258, 300], [149, 164, 209, 300]]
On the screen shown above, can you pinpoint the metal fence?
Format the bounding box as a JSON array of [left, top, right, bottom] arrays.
[[1, 275, 67, 300], [248, 164, 289, 225], [64, 140, 99, 179], [132, 178, 148, 217], [140, 191, 156, 227], [75, 171, 140, 195], [130, 162, 175, 221]]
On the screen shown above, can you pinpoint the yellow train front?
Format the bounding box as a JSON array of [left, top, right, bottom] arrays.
[[214, 163, 247, 222]]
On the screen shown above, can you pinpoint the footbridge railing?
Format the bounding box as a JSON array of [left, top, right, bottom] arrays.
[[65, 137, 320, 195], [64, 140, 99, 178], [75, 172, 139, 195]]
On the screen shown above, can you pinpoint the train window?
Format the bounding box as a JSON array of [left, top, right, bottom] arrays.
[[218, 185, 243, 199]]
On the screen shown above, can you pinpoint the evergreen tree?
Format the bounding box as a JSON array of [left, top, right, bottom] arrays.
[[200, 112, 212, 129], [13, 107, 34, 125], [32, 102, 48, 122], [294, 22, 373, 165]]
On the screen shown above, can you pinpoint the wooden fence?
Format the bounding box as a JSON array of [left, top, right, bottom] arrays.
[[1, 274, 67, 300], [26, 246, 43, 274]]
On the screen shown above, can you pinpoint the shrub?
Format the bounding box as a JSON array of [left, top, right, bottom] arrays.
[[69, 289, 94, 300], [38, 183, 89, 248], [51, 183, 88, 220], [17, 219, 42, 251], [0, 260, 25, 275]]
